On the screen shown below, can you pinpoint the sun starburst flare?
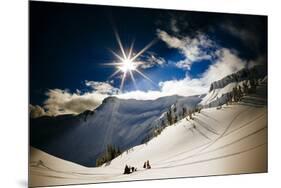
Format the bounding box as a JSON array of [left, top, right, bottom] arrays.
[[104, 30, 158, 92]]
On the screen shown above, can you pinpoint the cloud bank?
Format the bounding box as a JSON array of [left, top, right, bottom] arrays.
[[43, 89, 108, 116]]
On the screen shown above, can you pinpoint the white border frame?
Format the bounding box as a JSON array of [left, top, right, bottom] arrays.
[[1, 0, 280, 188]]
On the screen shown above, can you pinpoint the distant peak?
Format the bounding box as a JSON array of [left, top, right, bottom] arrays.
[[102, 96, 119, 103]]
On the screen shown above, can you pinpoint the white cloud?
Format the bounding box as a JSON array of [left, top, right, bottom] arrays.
[[29, 104, 46, 118], [138, 52, 166, 69], [116, 78, 207, 100], [42, 89, 108, 116], [30, 81, 122, 117], [29, 81, 118, 117], [157, 29, 215, 70], [200, 48, 246, 84], [175, 59, 193, 70], [117, 90, 165, 100], [160, 76, 208, 96], [85, 80, 119, 95]]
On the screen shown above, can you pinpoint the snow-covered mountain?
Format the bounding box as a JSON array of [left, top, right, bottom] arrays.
[[29, 81, 268, 187], [30, 95, 202, 167], [200, 65, 267, 107]]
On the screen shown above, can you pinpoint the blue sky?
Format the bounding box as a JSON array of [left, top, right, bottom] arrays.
[[29, 1, 267, 117]]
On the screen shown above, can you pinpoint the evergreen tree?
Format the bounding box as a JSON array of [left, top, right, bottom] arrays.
[[161, 119, 166, 128], [216, 97, 222, 109], [249, 79, 257, 93], [229, 92, 233, 103], [237, 85, 242, 101], [182, 107, 187, 117], [189, 110, 193, 120], [243, 82, 249, 94], [167, 109, 173, 125], [174, 115, 178, 123], [232, 87, 238, 102]]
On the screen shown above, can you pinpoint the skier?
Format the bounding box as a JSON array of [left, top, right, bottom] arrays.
[[146, 160, 151, 169], [143, 161, 147, 168], [123, 165, 131, 174]]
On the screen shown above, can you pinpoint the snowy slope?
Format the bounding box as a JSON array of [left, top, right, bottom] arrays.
[[30, 147, 85, 170], [30, 95, 202, 167], [29, 82, 267, 187], [200, 81, 245, 106]]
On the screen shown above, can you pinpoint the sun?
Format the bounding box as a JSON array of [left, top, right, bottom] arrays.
[[103, 29, 158, 92], [119, 59, 136, 73]]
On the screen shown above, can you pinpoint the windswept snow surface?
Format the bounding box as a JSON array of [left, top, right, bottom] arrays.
[[29, 83, 267, 187]]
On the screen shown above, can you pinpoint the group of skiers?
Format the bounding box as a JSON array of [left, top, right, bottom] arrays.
[[123, 160, 151, 175], [123, 165, 137, 174], [143, 160, 151, 169]]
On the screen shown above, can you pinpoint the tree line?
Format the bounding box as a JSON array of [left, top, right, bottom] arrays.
[[96, 144, 122, 166]]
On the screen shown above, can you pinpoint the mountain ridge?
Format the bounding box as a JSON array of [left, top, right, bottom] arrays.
[[30, 94, 202, 167]]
